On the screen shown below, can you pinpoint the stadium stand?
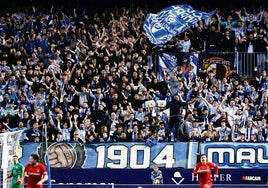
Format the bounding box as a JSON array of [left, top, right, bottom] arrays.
[[0, 0, 267, 144]]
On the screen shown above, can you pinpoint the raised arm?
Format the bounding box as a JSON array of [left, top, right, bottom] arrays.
[[68, 115, 73, 131], [199, 96, 213, 115]]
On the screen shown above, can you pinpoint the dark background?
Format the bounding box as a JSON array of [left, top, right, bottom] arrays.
[[0, 0, 266, 14]]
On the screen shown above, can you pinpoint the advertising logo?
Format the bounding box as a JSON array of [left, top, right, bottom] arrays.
[[242, 175, 262, 182], [191, 173, 232, 182], [171, 171, 184, 185]]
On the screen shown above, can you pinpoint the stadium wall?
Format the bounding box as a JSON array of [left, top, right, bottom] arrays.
[[17, 142, 268, 186]]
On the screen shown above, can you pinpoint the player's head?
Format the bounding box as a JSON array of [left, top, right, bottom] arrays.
[[30, 153, 40, 165], [200, 154, 207, 164], [12, 155, 19, 164]]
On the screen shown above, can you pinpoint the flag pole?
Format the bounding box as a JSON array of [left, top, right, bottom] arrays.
[[44, 123, 51, 188]]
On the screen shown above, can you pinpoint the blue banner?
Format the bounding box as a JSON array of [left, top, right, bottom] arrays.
[[157, 52, 199, 82], [200, 142, 268, 168], [157, 52, 178, 81], [50, 168, 268, 185], [20, 142, 198, 169], [18, 142, 268, 186], [143, 4, 215, 46]]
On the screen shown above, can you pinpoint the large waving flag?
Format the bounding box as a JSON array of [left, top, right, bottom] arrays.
[[143, 4, 215, 46]]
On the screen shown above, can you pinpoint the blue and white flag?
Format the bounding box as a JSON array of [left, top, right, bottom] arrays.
[[189, 52, 199, 75], [143, 4, 215, 46], [157, 53, 178, 81]]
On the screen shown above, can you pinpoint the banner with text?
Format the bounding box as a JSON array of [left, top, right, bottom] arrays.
[[143, 4, 215, 46], [20, 142, 198, 169], [50, 168, 268, 185], [200, 142, 268, 168]]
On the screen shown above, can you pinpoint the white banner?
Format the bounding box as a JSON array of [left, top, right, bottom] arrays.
[[0, 131, 22, 188]]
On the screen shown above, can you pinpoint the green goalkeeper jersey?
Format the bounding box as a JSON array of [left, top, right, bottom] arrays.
[[11, 163, 24, 187]]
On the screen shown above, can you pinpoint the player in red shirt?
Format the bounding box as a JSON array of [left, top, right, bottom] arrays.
[[20, 154, 48, 188], [193, 154, 219, 188]]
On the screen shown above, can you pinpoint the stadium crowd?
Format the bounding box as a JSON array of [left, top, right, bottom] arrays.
[[0, 2, 267, 144]]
